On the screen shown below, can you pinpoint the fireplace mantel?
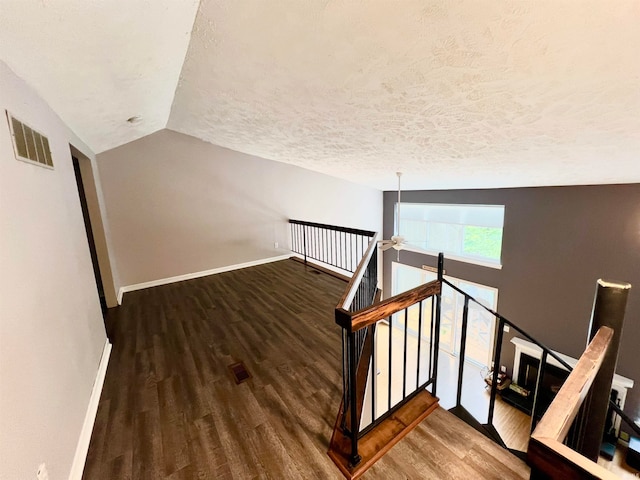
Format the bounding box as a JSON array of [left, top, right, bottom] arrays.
[[511, 336, 634, 435]]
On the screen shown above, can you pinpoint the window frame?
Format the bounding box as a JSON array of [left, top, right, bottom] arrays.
[[395, 202, 504, 269]]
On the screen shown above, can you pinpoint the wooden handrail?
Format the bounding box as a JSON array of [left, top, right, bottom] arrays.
[[528, 326, 615, 479], [337, 279, 441, 332], [337, 233, 379, 311]]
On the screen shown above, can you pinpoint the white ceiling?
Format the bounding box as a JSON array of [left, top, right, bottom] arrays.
[[0, 0, 199, 153], [2, 1, 640, 190]]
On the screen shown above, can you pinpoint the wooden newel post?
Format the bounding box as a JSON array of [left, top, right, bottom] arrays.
[[578, 279, 631, 462]]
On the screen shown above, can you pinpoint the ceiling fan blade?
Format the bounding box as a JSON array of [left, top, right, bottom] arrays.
[[380, 242, 395, 251]]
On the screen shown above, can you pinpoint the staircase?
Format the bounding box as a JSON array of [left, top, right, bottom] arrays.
[[289, 219, 639, 479]]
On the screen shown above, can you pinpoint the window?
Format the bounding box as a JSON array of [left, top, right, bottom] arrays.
[[396, 203, 504, 268], [392, 262, 498, 368]]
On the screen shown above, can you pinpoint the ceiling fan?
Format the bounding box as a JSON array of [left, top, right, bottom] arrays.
[[379, 172, 409, 254]]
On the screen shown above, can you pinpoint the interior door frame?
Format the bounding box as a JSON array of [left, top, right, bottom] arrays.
[[69, 145, 118, 310]]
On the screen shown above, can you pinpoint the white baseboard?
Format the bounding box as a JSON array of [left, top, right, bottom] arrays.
[[68, 339, 112, 480], [117, 254, 293, 305]]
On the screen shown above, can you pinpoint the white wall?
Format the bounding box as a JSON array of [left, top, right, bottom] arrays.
[[0, 61, 107, 479], [97, 129, 383, 291]]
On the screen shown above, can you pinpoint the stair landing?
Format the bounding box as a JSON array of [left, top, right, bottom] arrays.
[[328, 389, 439, 479]]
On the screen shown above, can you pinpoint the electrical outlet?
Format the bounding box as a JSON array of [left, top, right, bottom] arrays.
[[37, 463, 49, 480], [620, 431, 630, 442], [500, 365, 507, 373], [274, 242, 279, 249], [503, 325, 510, 333]]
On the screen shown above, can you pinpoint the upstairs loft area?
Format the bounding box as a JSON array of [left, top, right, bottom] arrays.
[[80, 219, 639, 479], [82, 258, 529, 479]]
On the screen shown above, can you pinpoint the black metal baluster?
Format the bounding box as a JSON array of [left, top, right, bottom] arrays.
[[340, 329, 347, 430], [530, 350, 548, 432], [312, 226, 316, 261], [388, 315, 392, 410], [432, 253, 444, 397], [487, 317, 505, 426], [352, 233, 356, 272], [348, 331, 361, 466], [416, 300, 423, 389], [331, 229, 335, 267], [429, 298, 434, 380], [456, 296, 470, 408], [371, 325, 376, 424], [324, 228, 327, 264], [402, 308, 409, 399], [350, 233, 354, 272], [303, 225, 308, 264], [310, 226, 314, 261]]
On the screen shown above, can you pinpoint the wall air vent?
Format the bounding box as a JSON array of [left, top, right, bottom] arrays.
[[6, 111, 53, 168]]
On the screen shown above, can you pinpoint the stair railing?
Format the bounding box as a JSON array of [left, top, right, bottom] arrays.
[[443, 276, 575, 449], [289, 220, 636, 478], [443, 265, 634, 477], [527, 326, 616, 479], [289, 219, 375, 274], [335, 253, 444, 467]]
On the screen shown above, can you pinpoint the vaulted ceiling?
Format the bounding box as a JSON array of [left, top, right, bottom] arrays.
[[1, 1, 639, 190]]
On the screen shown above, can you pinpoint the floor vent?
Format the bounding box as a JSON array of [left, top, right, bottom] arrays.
[[6, 111, 53, 168], [228, 362, 251, 384]]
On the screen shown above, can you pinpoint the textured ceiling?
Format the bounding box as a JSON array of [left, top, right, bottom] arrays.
[[1, 1, 639, 190], [0, 0, 199, 153], [169, 0, 640, 190]]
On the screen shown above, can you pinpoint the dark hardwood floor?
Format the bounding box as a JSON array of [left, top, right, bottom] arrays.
[[84, 259, 528, 479]]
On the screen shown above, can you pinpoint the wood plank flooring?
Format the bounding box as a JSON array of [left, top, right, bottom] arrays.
[[83, 259, 529, 479]]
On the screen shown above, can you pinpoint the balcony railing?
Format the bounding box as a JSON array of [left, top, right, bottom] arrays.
[[289, 219, 636, 479]]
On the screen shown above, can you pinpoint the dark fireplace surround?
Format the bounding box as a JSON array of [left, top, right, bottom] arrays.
[[512, 353, 620, 432]]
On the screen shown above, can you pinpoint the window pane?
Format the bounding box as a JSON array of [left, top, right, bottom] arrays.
[[396, 203, 504, 266], [429, 222, 462, 255], [463, 226, 502, 261]]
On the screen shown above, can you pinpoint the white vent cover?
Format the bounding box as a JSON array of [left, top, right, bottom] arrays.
[[6, 111, 53, 168]]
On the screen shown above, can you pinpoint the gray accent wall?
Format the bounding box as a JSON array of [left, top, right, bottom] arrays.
[[383, 184, 640, 431]]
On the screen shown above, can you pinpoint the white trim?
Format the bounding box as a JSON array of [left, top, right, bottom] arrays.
[[117, 254, 293, 305], [289, 253, 355, 279], [116, 287, 124, 305], [401, 245, 503, 270], [68, 340, 112, 480]]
